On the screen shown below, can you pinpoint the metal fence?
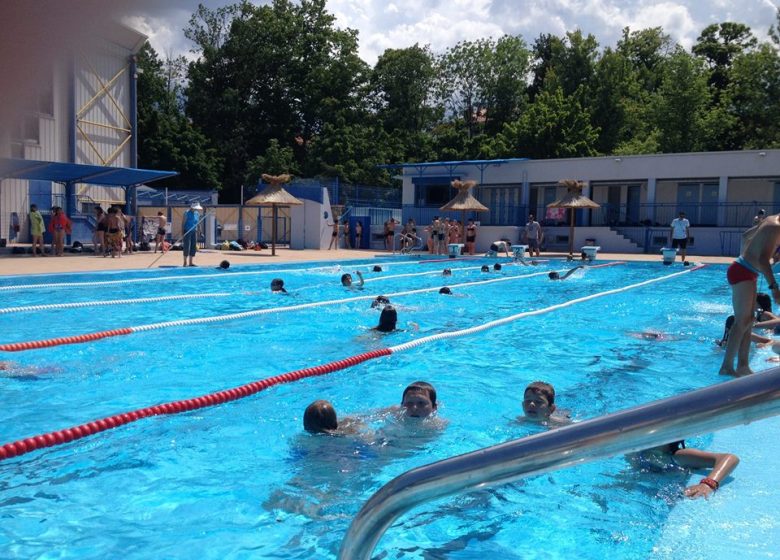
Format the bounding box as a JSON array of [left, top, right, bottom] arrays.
[[401, 201, 775, 229], [254, 177, 402, 208]]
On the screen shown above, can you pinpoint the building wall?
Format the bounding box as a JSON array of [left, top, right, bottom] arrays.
[[1, 27, 144, 246], [727, 178, 778, 203]]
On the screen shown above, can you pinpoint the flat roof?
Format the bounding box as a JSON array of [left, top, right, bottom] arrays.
[[0, 158, 177, 187], [378, 158, 528, 170]]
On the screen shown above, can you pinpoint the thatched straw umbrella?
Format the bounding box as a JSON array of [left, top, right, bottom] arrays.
[[547, 179, 600, 257], [440, 180, 489, 238], [246, 174, 303, 256]]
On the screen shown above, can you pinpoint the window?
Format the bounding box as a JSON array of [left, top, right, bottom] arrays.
[[423, 184, 452, 205]]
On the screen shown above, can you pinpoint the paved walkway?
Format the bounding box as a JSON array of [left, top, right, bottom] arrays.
[[0, 246, 733, 277]]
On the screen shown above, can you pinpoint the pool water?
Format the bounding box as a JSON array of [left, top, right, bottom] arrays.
[[1, 258, 778, 559]]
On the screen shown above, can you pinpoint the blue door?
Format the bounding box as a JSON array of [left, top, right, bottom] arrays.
[[677, 184, 699, 224], [626, 185, 640, 225], [700, 183, 719, 225]]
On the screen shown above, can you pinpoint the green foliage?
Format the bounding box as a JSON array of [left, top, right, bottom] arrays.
[[488, 87, 599, 159], [133, 7, 780, 196], [693, 22, 758, 94], [136, 43, 222, 190], [652, 48, 711, 153], [246, 139, 298, 185]]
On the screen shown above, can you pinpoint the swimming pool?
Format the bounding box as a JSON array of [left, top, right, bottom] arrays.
[[1, 257, 778, 559]]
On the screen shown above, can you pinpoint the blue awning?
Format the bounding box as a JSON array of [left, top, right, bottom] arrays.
[[0, 158, 177, 187]]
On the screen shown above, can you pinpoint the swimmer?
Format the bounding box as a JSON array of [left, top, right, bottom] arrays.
[[303, 400, 364, 435], [270, 278, 288, 294], [341, 270, 364, 289], [486, 240, 511, 258], [442, 268, 452, 276], [373, 305, 398, 332], [373, 265, 383, 272], [493, 263, 502, 271], [520, 381, 571, 426], [303, 400, 338, 434], [371, 295, 391, 308], [548, 265, 584, 280], [439, 287, 452, 295], [717, 314, 773, 347], [627, 330, 677, 341], [628, 441, 739, 499], [481, 265, 490, 273], [218, 260, 230, 270], [401, 381, 438, 418]]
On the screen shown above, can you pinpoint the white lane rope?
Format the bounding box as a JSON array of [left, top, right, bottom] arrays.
[[0, 293, 234, 314], [388, 265, 705, 353], [128, 270, 553, 333], [0, 256, 474, 292]]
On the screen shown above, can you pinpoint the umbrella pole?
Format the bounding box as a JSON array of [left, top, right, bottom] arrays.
[[569, 209, 575, 257], [272, 204, 277, 256]]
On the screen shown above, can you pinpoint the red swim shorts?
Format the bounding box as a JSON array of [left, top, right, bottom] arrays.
[[727, 261, 758, 285]]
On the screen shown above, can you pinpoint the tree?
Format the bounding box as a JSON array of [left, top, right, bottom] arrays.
[[717, 44, 780, 149], [434, 36, 530, 149], [481, 35, 530, 135], [487, 87, 599, 159], [528, 30, 598, 100], [185, 0, 371, 200], [692, 22, 757, 94], [616, 27, 675, 93], [653, 48, 710, 153], [136, 43, 222, 190], [371, 45, 437, 133]]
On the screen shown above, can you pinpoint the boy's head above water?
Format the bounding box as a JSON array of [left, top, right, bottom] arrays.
[[303, 400, 338, 433], [401, 381, 437, 418], [522, 381, 556, 421]]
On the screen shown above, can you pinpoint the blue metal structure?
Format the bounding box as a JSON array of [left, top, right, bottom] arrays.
[[0, 158, 177, 187]]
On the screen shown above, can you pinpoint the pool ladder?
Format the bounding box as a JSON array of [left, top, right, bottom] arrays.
[[339, 367, 780, 559]]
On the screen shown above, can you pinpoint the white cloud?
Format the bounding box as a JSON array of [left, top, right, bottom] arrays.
[[130, 0, 780, 65]]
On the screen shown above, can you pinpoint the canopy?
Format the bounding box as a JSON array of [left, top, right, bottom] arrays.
[[245, 174, 303, 255], [547, 179, 600, 257], [0, 157, 177, 187]]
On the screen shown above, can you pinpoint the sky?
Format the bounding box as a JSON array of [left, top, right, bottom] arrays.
[[0, 0, 778, 140], [126, 0, 780, 65]]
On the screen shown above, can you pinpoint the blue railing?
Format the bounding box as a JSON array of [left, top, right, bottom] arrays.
[[590, 202, 774, 228], [400, 201, 775, 228]]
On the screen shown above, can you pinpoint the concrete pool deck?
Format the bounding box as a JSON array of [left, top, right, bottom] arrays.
[[0, 246, 734, 277]]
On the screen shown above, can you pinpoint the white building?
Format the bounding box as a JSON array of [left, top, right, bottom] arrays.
[[397, 150, 780, 256], [0, 22, 175, 247]]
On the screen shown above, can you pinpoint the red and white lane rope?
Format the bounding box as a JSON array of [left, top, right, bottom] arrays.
[[1, 266, 574, 352], [0, 350, 392, 462], [0, 263, 700, 463]]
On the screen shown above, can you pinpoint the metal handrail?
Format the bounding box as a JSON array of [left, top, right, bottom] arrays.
[[339, 368, 780, 560]]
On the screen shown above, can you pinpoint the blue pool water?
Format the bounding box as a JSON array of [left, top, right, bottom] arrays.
[[1, 257, 778, 559]]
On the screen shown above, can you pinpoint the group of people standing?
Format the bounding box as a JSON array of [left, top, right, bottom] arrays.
[[92, 205, 136, 258], [328, 218, 363, 250], [28, 204, 72, 257]]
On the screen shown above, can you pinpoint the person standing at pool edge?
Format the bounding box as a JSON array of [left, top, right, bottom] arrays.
[[670, 211, 690, 263], [720, 214, 780, 376], [524, 214, 542, 257], [29, 204, 45, 256], [182, 202, 202, 267]]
